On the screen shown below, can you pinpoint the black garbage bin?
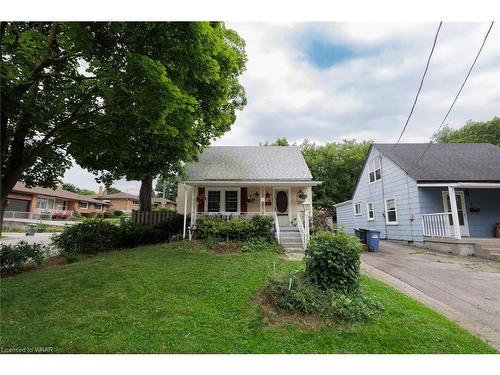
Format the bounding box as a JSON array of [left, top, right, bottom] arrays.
[[354, 228, 361, 240], [366, 230, 380, 252]]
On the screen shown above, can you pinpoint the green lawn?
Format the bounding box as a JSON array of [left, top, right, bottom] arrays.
[[0, 242, 496, 353]]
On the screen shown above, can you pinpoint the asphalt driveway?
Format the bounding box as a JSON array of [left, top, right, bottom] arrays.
[[361, 240, 500, 350]]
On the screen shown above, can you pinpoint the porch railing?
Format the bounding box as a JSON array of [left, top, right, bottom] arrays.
[[422, 213, 451, 237]]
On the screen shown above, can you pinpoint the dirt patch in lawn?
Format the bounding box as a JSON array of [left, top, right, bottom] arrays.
[[253, 290, 326, 330]]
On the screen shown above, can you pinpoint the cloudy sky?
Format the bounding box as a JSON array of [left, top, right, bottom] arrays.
[[64, 22, 500, 194]]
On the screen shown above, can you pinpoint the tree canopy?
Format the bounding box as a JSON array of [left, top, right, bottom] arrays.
[[432, 117, 500, 146], [301, 139, 371, 214], [61, 182, 95, 196], [1, 22, 247, 219], [106, 186, 121, 194], [154, 174, 178, 200]]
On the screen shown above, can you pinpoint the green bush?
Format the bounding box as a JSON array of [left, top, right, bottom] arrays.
[[0, 241, 46, 274], [103, 210, 115, 218], [52, 219, 122, 255], [264, 272, 382, 323], [241, 237, 283, 253], [305, 230, 362, 293], [80, 212, 96, 218], [53, 215, 184, 255], [196, 215, 273, 241], [113, 210, 124, 217]]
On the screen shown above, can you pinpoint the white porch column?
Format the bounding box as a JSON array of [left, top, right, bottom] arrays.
[[183, 184, 188, 239], [448, 185, 461, 239], [190, 188, 196, 226]]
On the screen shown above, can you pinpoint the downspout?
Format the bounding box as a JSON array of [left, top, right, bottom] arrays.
[[380, 155, 388, 239], [183, 184, 188, 239], [405, 172, 414, 242]]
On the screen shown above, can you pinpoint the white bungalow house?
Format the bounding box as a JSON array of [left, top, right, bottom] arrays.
[[176, 146, 321, 250], [335, 143, 500, 260]]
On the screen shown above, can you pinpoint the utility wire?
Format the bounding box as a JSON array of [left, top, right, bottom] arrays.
[[416, 21, 495, 163], [393, 21, 443, 148]]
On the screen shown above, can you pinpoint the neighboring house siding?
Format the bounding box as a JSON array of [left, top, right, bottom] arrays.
[[466, 189, 500, 237], [418, 187, 500, 237], [340, 146, 423, 242], [335, 203, 354, 234]]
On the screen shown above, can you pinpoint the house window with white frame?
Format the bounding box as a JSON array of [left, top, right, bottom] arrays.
[[369, 157, 381, 183], [79, 201, 88, 209], [354, 202, 362, 216], [367, 202, 374, 220], [385, 198, 398, 224], [207, 191, 221, 212], [95, 203, 103, 211], [36, 196, 55, 210], [206, 189, 239, 213]]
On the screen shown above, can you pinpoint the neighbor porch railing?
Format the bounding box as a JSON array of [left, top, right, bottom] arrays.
[[273, 212, 280, 244], [421, 213, 451, 237]]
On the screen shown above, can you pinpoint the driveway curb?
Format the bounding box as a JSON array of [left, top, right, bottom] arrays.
[[361, 261, 500, 351]]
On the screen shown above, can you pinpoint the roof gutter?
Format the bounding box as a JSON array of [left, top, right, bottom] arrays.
[[417, 182, 500, 189], [184, 180, 322, 187]]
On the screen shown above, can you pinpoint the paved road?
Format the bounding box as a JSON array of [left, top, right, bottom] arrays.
[[0, 232, 55, 246], [362, 240, 500, 350]]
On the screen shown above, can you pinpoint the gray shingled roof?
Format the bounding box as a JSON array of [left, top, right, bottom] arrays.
[[185, 146, 313, 181], [374, 143, 500, 182]]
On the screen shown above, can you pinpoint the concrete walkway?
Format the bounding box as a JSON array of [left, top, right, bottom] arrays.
[[362, 240, 500, 350]]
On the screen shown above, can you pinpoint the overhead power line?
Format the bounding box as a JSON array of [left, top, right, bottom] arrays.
[[393, 21, 443, 148], [416, 21, 495, 163]]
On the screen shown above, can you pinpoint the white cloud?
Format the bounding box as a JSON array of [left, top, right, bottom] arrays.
[[64, 22, 500, 189]]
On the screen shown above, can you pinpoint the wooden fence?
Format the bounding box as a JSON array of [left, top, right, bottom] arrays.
[[131, 210, 176, 226]]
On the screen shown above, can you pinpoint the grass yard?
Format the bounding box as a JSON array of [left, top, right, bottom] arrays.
[[0, 242, 496, 353]]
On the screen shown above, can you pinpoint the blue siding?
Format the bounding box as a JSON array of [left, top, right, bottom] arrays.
[[337, 146, 423, 242], [418, 187, 500, 238], [335, 202, 354, 234]]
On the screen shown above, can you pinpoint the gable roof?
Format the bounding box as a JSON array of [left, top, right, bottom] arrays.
[[12, 182, 109, 205], [374, 143, 500, 182], [185, 146, 313, 181]]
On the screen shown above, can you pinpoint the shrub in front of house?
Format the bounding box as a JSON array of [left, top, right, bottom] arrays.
[[53, 215, 184, 255], [195, 215, 274, 241], [264, 271, 383, 323], [0, 241, 46, 274], [241, 237, 283, 253], [261, 229, 381, 323], [113, 210, 124, 217], [103, 210, 115, 218], [305, 230, 362, 293]]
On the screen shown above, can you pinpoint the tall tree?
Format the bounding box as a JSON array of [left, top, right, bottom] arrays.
[[106, 186, 121, 194], [71, 22, 247, 211], [155, 174, 178, 200], [432, 117, 500, 146], [301, 139, 371, 214], [0, 22, 246, 231]]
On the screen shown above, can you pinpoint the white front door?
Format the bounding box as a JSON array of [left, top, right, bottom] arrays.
[[442, 191, 470, 237], [275, 190, 290, 226]]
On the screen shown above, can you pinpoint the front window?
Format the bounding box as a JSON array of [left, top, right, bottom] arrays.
[[79, 201, 88, 209], [36, 197, 55, 210], [224, 190, 238, 212], [354, 202, 362, 216], [385, 198, 398, 224], [367, 202, 374, 220], [95, 204, 102, 211], [369, 157, 381, 183], [207, 191, 221, 212]]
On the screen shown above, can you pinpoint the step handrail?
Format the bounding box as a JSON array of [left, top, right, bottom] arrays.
[[274, 212, 280, 244], [296, 212, 306, 250]]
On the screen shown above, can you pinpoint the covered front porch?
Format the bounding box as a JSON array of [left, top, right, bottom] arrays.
[[178, 180, 320, 248], [418, 182, 500, 260]]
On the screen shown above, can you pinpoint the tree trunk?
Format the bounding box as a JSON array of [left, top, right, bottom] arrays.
[[139, 175, 153, 212]]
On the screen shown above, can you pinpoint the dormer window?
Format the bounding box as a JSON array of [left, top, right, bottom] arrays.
[[369, 157, 381, 183]]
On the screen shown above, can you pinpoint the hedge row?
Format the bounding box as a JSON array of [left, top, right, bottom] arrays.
[[52, 215, 183, 255], [195, 215, 274, 241]]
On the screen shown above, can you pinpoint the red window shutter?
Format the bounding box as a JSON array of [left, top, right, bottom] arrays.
[[240, 187, 248, 213], [197, 187, 205, 213]]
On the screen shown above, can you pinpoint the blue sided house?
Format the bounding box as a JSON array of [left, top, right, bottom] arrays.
[[334, 143, 500, 260]]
